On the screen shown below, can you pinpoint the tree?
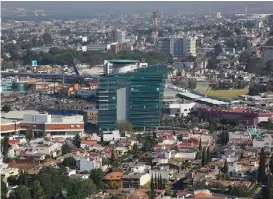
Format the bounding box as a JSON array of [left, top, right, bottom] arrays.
[[32, 180, 46, 199], [42, 33, 52, 45], [270, 155, 273, 175], [198, 139, 202, 151], [62, 157, 76, 169], [201, 148, 206, 166], [248, 85, 261, 96], [73, 134, 81, 148], [37, 167, 69, 198], [214, 43, 223, 56], [187, 78, 197, 90], [258, 148, 267, 184], [89, 169, 104, 190], [266, 60, 273, 72], [206, 56, 219, 69], [60, 29, 71, 36], [164, 184, 172, 196], [2, 136, 9, 157], [61, 143, 70, 155], [158, 174, 163, 190], [66, 179, 97, 199], [150, 175, 155, 199], [100, 135, 104, 143], [177, 135, 183, 142], [132, 143, 138, 157], [110, 149, 117, 167], [11, 185, 31, 199], [1, 179, 7, 199], [1, 104, 11, 112], [25, 127, 33, 142], [263, 174, 273, 199], [154, 174, 158, 190], [143, 139, 152, 152], [22, 171, 29, 187], [223, 159, 228, 174], [117, 120, 133, 134], [206, 147, 211, 164]]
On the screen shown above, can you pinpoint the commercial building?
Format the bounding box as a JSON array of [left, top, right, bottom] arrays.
[[268, 15, 273, 26], [163, 102, 197, 117], [97, 60, 168, 130], [84, 44, 106, 52], [261, 46, 273, 63], [216, 12, 222, 19], [198, 107, 273, 125], [157, 36, 197, 58], [157, 37, 171, 55], [1, 110, 84, 137], [109, 42, 122, 54], [115, 29, 126, 44]]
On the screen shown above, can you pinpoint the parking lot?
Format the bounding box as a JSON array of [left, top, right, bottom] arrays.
[[1, 90, 92, 111]]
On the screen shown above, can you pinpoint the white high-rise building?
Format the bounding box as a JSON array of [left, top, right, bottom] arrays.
[[183, 37, 197, 57], [216, 12, 222, 19], [115, 29, 126, 44], [157, 36, 197, 58]]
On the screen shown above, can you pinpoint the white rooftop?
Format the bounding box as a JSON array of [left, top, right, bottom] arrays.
[[2, 110, 39, 120], [196, 97, 230, 105]]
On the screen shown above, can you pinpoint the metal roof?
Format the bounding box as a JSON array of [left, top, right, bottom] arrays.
[[2, 110, 40, 120], [196, 97, 230, 105], [109, 60, 138, 63], [178, 92, 203, 100]]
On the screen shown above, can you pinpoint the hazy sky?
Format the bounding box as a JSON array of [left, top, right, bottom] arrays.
[[2, 1, 273, 15]]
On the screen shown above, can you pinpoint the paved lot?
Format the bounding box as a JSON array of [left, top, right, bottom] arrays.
[[2, 90, 91, 111]]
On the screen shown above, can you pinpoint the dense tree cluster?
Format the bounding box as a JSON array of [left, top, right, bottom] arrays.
[[150, 174, 165, 199], [116, 120, 133, 135], [4, 166, 98, 199], [2, 45, 173, 68]]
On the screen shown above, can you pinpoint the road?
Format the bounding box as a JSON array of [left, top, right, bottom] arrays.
[[1, 72, 98, 83]]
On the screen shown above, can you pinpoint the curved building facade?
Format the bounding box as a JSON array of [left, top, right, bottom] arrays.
[[97, 61, 168, 130]]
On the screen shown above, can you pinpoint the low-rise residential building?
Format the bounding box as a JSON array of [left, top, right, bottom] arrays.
[[122, 173, 151, 188], [102, 130, 121, 142], [76, 155, 102, 172], [104, 171, 124, 189]]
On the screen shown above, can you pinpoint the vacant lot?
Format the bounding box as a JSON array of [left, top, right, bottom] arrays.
[[204, 89, 248, 99]]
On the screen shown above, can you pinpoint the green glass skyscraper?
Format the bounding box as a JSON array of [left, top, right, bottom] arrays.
[[97, 60, 168, 131]]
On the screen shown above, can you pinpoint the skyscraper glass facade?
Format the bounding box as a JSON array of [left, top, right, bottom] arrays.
[[97, 64, 168, 130]]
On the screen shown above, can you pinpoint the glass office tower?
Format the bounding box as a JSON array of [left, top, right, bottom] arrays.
[[97, 62, 168, 131]]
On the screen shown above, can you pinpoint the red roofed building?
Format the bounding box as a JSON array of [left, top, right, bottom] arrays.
[[104, 171, 123, 189], [127, 190, 149, 199], [199, 107, 273, 125], [8, 140, 20, 145]]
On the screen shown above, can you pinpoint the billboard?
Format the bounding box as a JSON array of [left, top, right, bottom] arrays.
[[87, 109, 98, 124], [32, 60, 38, 66]]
